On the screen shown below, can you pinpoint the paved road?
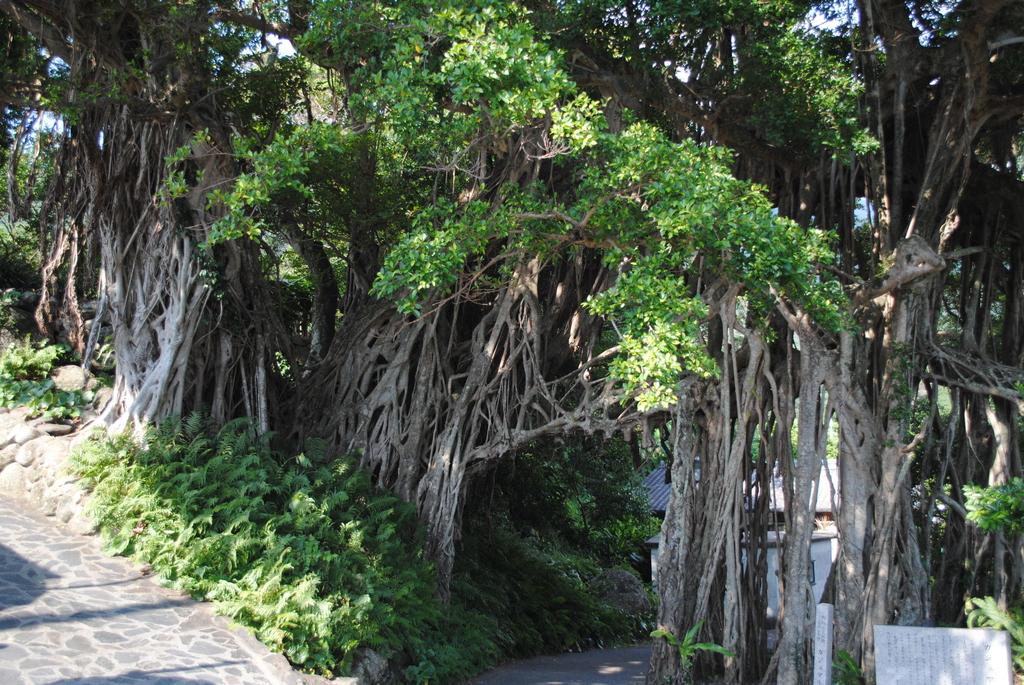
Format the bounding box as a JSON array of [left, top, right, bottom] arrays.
[[0, 495, 302, 685], [472, 645, 651, 685]]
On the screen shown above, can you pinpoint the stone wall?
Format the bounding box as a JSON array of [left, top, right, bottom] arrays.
[[0, 405, 96, 536]]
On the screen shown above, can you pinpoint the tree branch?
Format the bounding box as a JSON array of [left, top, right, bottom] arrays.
[[0, 0, 71, 61], [212, 6, 295, 38]]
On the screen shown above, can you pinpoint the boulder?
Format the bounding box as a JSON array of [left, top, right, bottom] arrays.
[[0, 407, 31, 441], [589, 568, 652, 617], [51, 365, 87, 391], [92, 386, 113, 411], [350, 649, 395, 685], [37, 423, 74, 437], [0, 462, 27, 493], [39, 474, 79, 517], [7, 406, 31, 422], [55, 490, 83, 524], [15, 441, 39, 467], [0, 444, 17, 469], [38, 438, 68, 471], [38, 484, 60, 516], [66, 511, 97, 536], [12, 424, 41, 445], [0, 305, 35, 348]]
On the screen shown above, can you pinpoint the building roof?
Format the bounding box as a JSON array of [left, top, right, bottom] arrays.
[[644, 461, 840, 517], [644, 463, 671, 515]]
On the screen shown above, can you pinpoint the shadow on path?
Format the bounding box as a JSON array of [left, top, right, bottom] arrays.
[[51, 676, 215, 685], [47, 661, 249, 684], [0, 597, 194, 631], [0, 543, 58, 610], [58, 578, 149, 591]]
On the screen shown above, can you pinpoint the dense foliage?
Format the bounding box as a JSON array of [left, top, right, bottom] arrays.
[[965, 596, 1024, 674], [72, 416, 441, 676], [70, 416, 644, 682], [455, 526, 647, 659], [478, 436, 658, 562], [965, 478, 1024, 537], [3, 0, 1023, 682], [0, 339, 90, 420]]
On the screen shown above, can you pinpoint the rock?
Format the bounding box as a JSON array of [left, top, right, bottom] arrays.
[[51, 365, 87, 391], [301, 675, 358, 685], [350, 649, 394, 685], [0, 462, 27, 493], [9, 290, 39, 310], [93, 387, 113, 411], [37, 422, 74, 437], [0, 407, 31, 442], [7, 406, 31, 421], [38, 486, 60, 516], [589, 568, 652, 617], [0, 444, 17, 469], [36, 438, 67, 474], [0, 422, 16, 448], [39, 475, 78, 517], [0, 305, 34, 346], [55, 488, 86, 525], [67, 511, 97, 536], [15, 442, 39, 467], [12, 424, 41, 445]]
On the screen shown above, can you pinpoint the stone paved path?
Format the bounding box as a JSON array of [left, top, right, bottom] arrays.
[[0, 495, 304, 685], [472, 645, 650, 685]]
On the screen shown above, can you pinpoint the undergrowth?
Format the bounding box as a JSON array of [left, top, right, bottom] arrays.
[[71, 415, 447, 678], [70, 415, 644, 683], [0, 338, 91, 420], [454, 523, 647, 655]]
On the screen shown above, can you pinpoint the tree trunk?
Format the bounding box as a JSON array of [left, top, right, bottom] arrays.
[[776, 346, 827, 685]]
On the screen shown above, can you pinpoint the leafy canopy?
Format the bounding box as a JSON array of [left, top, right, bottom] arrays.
[[163, 0, 847, 411]]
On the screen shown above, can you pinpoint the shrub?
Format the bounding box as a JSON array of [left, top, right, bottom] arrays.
[[964, 478, 1024, 537], [488, 435, 660, 562], [71, 415, 447, 678], [70, 416, 650, 682], [0, 220, 41, 290], [651, 620, 734, 685], [0, 338, 90, 420], [453, 523, 644, 659], [965, 597, 1024, 674]]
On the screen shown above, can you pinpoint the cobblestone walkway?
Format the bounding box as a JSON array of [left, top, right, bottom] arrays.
[[0, 495, 304, 685]]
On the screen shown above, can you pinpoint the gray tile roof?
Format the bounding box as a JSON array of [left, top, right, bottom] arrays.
[[644, 463, 671, 515], [644, 461, 840, 516]]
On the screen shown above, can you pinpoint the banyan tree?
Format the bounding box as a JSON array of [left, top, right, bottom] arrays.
[[1, 0, 1022, 683]]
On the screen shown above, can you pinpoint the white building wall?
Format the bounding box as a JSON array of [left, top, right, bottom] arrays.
[[765, 534, 838, 622]]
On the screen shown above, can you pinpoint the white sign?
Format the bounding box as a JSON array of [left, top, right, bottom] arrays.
[[813, 603, 834, 685], [874, 625, 1013, 685]]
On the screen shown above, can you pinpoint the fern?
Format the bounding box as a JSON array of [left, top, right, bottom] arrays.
[[69, 415, 642, 683], [966, 596, 1024, 674], [832, 649, 864, 685], [69, 415, 452, 679]]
